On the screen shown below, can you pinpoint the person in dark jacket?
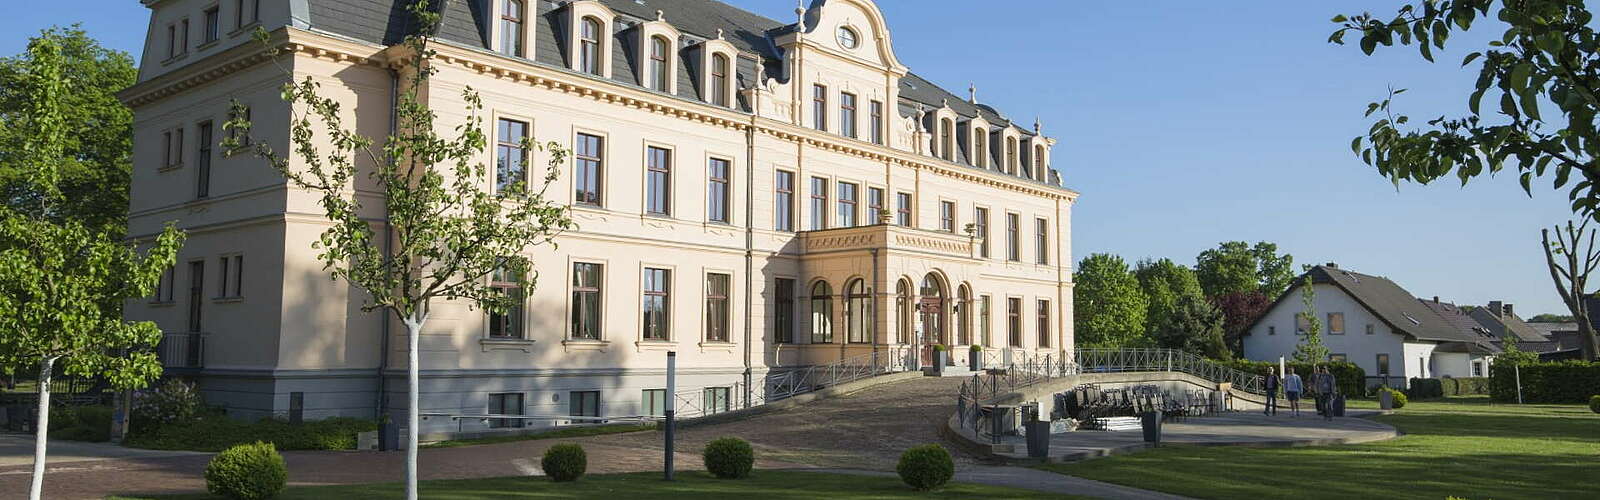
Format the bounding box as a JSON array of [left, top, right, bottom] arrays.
[[1263, 368, 1280, 415], [1314, 366, 1337, 421]]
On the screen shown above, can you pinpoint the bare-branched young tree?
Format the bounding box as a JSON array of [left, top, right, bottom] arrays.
[[1542, 220, 1600, 361]]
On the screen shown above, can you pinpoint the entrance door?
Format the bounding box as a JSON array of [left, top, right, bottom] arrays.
[[919, 274, 947, 366]]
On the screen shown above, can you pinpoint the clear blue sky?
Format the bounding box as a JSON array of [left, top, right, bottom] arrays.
[[2, 1, 1580, 316]]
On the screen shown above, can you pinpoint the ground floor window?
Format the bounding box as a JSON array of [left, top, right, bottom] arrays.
[[488, 392, 524, 428], [570, 391, 601, 422], [1376, 353, 1391, 377], [1472, 360, 1484, 377], [1329, 353, 1348, 363], [642, 389, 667, 417], [704, 387, 730, 415]]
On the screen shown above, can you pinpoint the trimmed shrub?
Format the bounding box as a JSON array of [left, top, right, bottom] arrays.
[[896, 444, 954, 491], [702, 437, 754, 479], [541, 444, 587, 482], [1219, 360, 1366, 396], [132, 379, 206, 432], [204, 442, 286, 500], [49, 405, 113, 442], [1590, 395, 1600, 414], [1381, 387, 1407, 409], [1441, 377, 1491, 396], [1406, 378, 1443, 399], [1489, 361, 1600, 403]]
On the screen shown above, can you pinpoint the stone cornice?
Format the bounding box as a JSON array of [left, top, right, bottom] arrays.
[[118, 28, 391, 109]]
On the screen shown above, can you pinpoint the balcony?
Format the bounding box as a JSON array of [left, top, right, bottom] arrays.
[[158, 332, 207, 370], [797, 223, 976, 259]]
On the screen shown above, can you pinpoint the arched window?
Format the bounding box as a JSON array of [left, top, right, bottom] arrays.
[[920, 274, 945, 345], [711, 53, 730, 107], [580, 17, 602, 75], [939, 119, 953, 161], [896, 279, 912, 345], [973, 130, 987, 168], [1034, 144, 1046, 180], [956, 285, 971, 346], [810, 281, 833, 344], [1006, 137, 1018, 175], [649, 36, 670, 91], [845, 279, 872, 344], [499, 0, 525, 57]]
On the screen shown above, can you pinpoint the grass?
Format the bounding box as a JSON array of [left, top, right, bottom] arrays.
[[1040, 396, 1599, 499], [108, 471, 1083, 499], [422, 423, 657, 448]]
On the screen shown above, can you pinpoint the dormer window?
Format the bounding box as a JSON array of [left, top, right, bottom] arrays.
[[939, 119, 953, 161], [579, 17, 602, 75], [499, 0, 526, 57], [711, 53, 730, 107], [650, 36, 670, 91], [1034, 143, 1046, 180], [1006, 136, 1018, 175], [973, 129, 987, 168]]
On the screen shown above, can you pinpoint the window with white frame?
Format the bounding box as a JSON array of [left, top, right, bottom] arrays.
[[642, 267, 671, 341], [939, 201, 956, 232], [571, 262, 602, 340], [487, 393, 523, 428], [810, 177, 828, 231], [710, 53, 730, 107], [837, 182, 858, 228], [496, 118, 528, 194], [642, 389, 667, 416], [775, 170, 794, 231], [1035, 217, 1049, 265], [570, 391, 600, 420], [489, 262, 523, 338], [811, 281, 833, 343], [579, 17, 602, 75], [707, 158, 730, 223], [575, 133, 603, 205], [705, 273, 730, 342], [812, 84, 828, 132], [840, 92, 858, 138], [646, 146, 671, 216], [974, 207, 990, 257], [650, 36, 671, 91], [870, 100, 884, 144], [896, 192, 912, 227]]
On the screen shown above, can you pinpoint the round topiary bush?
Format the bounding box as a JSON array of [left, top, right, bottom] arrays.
[[896, 444, 954, 491], [1589, 395, 1600, 414], [702, 437, 754, 479], [204, 441, 286, 500], [541, 443, 587, 482], [1383, 387, 1408, 409]]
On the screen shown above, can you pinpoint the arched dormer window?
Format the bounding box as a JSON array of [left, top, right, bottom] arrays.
[[1034, 143, 1046, 180], [973, 129, 987, 168], [711, 53, 730, 107], [939, 118, 953, 161], [579, 17, 603, 75], [649, 36, 670, 91], [498, 0, 527, 57], [1006, 136, 1018, 175]]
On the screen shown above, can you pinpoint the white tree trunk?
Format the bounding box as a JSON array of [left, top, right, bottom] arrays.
[[30, 356, 57, 500], [402, 313, 426, 500]]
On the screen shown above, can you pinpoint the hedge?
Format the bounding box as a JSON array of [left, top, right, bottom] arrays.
[[1406, 378, 1443, 399], [1489, 361, 1600, 403], [1441, 377, 1490, 396], [125, 415, 378, 452], [1218, 360, 1366, 396]]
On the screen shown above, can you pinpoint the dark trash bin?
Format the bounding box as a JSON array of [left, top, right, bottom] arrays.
[[1025, 420, 1051, 458], [1333, 395, 1346, 417], [1141, 411, 1162, 444]]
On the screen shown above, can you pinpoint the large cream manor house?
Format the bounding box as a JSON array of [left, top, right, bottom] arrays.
[[120, 0, 1077, 435]]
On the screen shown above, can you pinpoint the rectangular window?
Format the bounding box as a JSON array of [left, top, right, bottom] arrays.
[[180, 19, 189, 53], [487, 393, 524, 428], [974, 207, 990, 258], [499, 0, 526, 57], [646, 146, 671, 216], [979, 295, 992, 347], [1006, 213, 1020, 262], [187, 261, 204, 332], [896, 192, 912, 227], [810, 177, 828, 231], [1007, 298, 1022, 348], [1035, 218, 1049, 265], [642, 267, 671, 341], [812, 84, 827, 132], [837, 182, 858, 228], [1328, 312, 1345, 335], [1376, 353, 1391, 377], [642, 389, 667, 417], [166, 25, 176, 58], [707, 158, 730, 223], [774, 170, 795, 231], [489, 263, 524, 338], [216, 255, 243, 298], [203, 7, 220, 44], [867, 187, 885, 223], [1330, 353, 1348, 363], [710, 54, 730, 106], [870, 100, 883, 144], [939, 201, 956, 232], [1296, 314, 1311, 334], [840, 92, 857, 138], [196, 122, 213, 198], [174, 127, 185, 166], [1269, 326, 1277, 336], [579, 18, 602, 75], [703, 387, 730, 415], [1472, 361, 1483, 377], [571, 262, 603, 340], [575, 133, 603, 205], [235, 0, 247, 29], [496, 118, 528, 194], [153, 266, 176, 303], [228, 106, 251, 147], [1037, 299, 1051, 348], [163, 131, 173, 166], [705, 273, 730, 342], [774, 278, 795, 344], [649, 37, 670, 91], [1366, 323, 1375, 335], [569, 391, 600, 420]]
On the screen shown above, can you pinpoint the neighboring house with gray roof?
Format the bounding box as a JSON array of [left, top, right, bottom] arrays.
[[1243, 264, 1498, 387]]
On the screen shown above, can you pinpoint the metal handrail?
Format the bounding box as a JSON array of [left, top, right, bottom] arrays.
[[671, 344, 917, 419]]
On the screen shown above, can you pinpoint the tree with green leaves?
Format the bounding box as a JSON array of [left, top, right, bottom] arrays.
[[0, 35, 183, 500], [0, 25, 135, 232], [1498, 334, 1541, 364], [1074, 253, 1149, 348], [1153, 293, 1233, 360], [226, 3, 573, 498], [1194, 241, 1295, 298], [1292, 274, 1331, 363], [1135, 258, 1210, 350], [1333, 1, 1600, 219]]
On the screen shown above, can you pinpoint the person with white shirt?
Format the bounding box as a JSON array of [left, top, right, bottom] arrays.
[[1283, 367, 1305, 417]]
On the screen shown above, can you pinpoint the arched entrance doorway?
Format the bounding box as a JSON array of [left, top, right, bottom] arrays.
[[918, 273, 947, 366]]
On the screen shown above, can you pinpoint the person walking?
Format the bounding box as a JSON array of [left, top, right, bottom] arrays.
[[1315, 366, 1337, 421], [1263, 367, 1280, 415], [1283, 367, 1304, 417]]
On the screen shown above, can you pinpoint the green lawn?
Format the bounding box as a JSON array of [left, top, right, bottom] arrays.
[[110, 471, 1081, 499], [1040, 396, 1599, 500]]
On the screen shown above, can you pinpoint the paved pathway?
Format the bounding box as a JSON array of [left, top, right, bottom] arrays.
[[993, 409, 1399, 461]]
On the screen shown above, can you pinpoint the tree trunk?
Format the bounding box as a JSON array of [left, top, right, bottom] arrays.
[[401, 313, 426, 500], [30, 356, 57, 500]]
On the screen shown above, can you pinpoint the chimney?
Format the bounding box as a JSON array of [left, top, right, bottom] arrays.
[[1433, 296, 1440, 304], [1504, 303, 1514, 318], [1325, 262, 1338, 269], [1488, 301, 1504, 318]]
